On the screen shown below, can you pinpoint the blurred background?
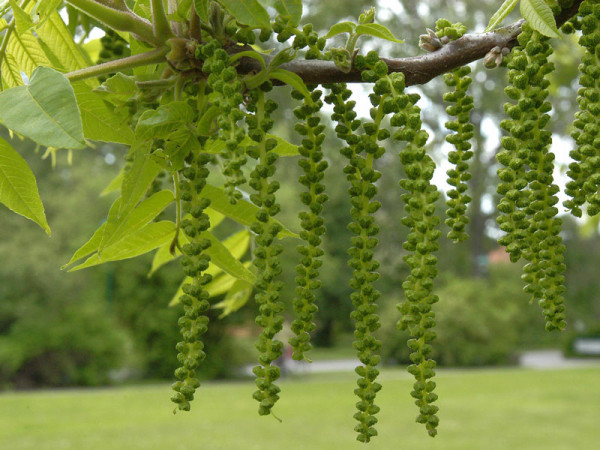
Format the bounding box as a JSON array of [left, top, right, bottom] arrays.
[[1, 0, 599, 449]]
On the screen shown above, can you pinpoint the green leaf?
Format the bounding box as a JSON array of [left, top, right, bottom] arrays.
[[269, 68, 311, 99], [1, 31, 51, 88], [93, 73, 137, 105], [69, 221, 176, 271], [62, 223, 106, 269], [214, 279, 253, 317], [193, 0, 209, 21], [119, 144, 161, 216], [201, 184, 297, 238], [197, 105, 220, 136], [217, 0, 270, 29], [228, 50, 266, 69], [101, 167, 125, 197], [73, 81, 135, 145], [0, 67, 85, 149], [1, 54, 22, 88], [147, 208, 225, 276], [485, 0, 520, 32], [0, 137, 50, 234], [272, 0, 302, 27], [135, 101, 195, 141], [99, 190, 174, 253], [0, 19, 8, 33], [176, 0, 193, 19], [204, 230, 254, 284], [204, 134, 298, 156], [520, 0, 560, 38], [324, 21, 355, 39], [36, 12, 89, 73], [9, 0, 34, 35], [355, 23, 404, 43], [169, 262, 252, 306]]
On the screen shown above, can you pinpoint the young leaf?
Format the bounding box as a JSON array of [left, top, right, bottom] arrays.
[[73, 82, 135, 145], [485, 0, 519, 32], [217, 0, 270, 29], [1, 31, 51, 88], [9, 0, 34, 35], [520, 0, 560, 38], [147, 208, 226, 276], [0, 137, 50, 235], [204, 230, 254, 285], [204, 134, 298, 156], [272, 0, 302, 27], [36, 12, 89, 73], [355, 23, 404, 43], [214, 279, 253, 317], [324, 21, 355, 39], [135, 101, 195, 141], [213, 279, 253, 317], [69, 221, 176, 271], [0, 67, 85, 149], [99, 190, 174, 253], [101, 167, 125, 197], [169, 262, 253, 306], [62, 223, 106, 269], [119, 144, 161, 216], [201, 184, 297, 238], [193, 0, 209, 22], [93, 73, 138, 105], [269, 68, 311, 99]]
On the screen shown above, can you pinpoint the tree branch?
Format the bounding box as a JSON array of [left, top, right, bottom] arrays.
[[235, 0, 583, 87]]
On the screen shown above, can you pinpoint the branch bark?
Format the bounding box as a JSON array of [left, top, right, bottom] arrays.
[[235, 0, 583, 87]]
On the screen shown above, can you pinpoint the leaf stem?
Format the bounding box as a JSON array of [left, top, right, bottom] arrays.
[[66, 46, 169, 82], [65, 0, 160, 45], [151, 0, 174, 41]]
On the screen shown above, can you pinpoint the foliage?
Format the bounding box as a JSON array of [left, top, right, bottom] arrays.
[[380, 266, 527, 367], [0, 0, 596, 443], [0, 299, 130, 388]]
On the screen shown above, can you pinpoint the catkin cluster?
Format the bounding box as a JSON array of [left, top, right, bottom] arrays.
[[289, 86, 328, 361], [196, 40, 247, 204], [379, 66, 441, 437], [324, 76, 383, 443], [245, 87, 285, 418], [171, 153, 213, 412], [498, 24, 566, 331], [565, 1, 600, 217], [443, 68, 474, 242], [436, 20, 474, 243]]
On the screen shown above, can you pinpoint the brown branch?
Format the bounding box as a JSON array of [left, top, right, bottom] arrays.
[[235, 0, 583, 87]]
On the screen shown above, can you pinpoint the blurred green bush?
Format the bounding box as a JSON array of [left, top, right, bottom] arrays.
[[380, 266, 534, 367]]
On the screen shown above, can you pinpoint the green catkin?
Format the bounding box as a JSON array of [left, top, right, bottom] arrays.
[[246, 87, 285, 418], [196, 39, 247, 204], [498, 24, 567, 331], [171, 153, 213, 412], [357, 57, 442, 436], [324, 79, 383, 443], [289, 86, 328, 361], [565, 0, 600, 217], [443, 68, 474, 242], [437, 20, 474, 243]]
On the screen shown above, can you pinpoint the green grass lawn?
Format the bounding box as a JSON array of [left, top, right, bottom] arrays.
[[1, 367, 599, 449]]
